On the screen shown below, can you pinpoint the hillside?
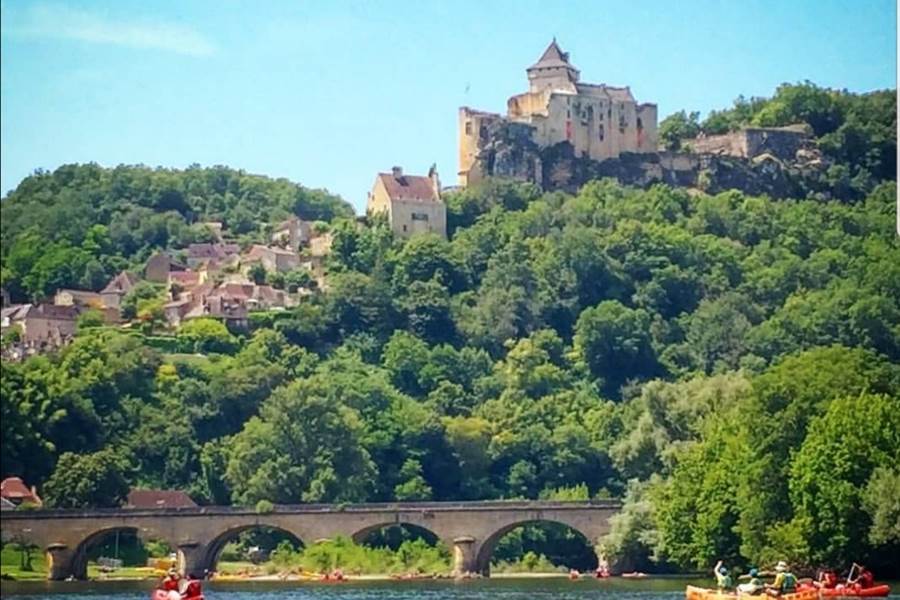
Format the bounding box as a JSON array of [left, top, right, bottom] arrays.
[[1, 81, 899, 575], [0, 164, 353, 301], [3, 169, 899, 573]]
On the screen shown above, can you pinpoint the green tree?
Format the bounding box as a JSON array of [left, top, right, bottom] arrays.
[[225, 380, 376, 504], [659, 110, 700, 150], [177, 318, 239, 354], [862, 467, 900, 547], [43, 449, 131, 508], [573, 300, 659, 396], [788, 393, 900, 567]]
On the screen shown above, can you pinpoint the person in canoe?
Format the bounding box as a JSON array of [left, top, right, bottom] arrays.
[[847, 564, 875, 590], [181, 574, 203, 599], [737, 567, 765, 595], [713, 560, 734, 591], [814, 569, 839, 589], [161, 569, 181, 592], [766, 561, 797, 596]]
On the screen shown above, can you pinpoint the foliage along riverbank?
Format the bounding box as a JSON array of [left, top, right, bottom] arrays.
[[1, 536, 575, 582], [2, 83, 898, 578], [3, 176, 898, 577]]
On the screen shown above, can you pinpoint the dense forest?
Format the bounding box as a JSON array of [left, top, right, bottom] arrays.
[[1, 82, 899, 575]]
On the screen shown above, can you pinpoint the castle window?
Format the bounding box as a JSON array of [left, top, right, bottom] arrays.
[[402, 224, 407, 232], [599, 124, 605, 141], [567, 109, 571, 119], [465, 121, 472, 135], [411, 212, 429, 221], [637, 117, 643, 130]]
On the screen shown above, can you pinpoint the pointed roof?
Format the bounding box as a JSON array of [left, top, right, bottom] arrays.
[[528, 38, 579, 73]]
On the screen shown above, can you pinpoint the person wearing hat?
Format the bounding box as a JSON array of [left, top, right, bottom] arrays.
[[738, 567, 764, 595], [768, 561, 797, 596], [713, 560, 734, 591]]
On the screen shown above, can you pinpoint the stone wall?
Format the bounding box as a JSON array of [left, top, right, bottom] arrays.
[[687, 125, 813, 161], [469, 122, 834, 200]]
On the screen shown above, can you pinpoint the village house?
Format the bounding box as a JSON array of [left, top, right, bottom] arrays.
[[367, 166, 447, 238], [0, 303, 79, 345], [145, 252, 187, 283], [185, 243, 241, 269], [54, 289, 104, 308], [167, 270, 205, 291], [100, 271, 139, 309], [212, 282, 295, 311], [125, 488, 196, 509], [458, 40, 658, 185], [163, 281, 214, 327], [271, 216, 312, 253], [243, 244, 300, 274], [0, 477, 43, 508]]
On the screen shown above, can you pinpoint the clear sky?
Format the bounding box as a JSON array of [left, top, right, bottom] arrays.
[[1, 0, 896, 212]]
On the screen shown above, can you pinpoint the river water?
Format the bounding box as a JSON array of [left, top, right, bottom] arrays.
[[3, 579, 898, 599]]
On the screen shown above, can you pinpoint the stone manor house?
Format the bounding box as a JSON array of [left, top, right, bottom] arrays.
[[458, 40, 659, 186]]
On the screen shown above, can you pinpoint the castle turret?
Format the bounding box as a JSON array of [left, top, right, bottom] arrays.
[[526, 38, 580, 93]]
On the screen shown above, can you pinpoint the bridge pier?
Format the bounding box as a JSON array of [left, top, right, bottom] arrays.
[[450, 536, 479, 576], [46, 543, 76, 581], [177, 542, 209, 577]]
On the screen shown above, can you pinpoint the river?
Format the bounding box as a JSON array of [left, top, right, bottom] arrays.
[[3, 578, 899, 599]]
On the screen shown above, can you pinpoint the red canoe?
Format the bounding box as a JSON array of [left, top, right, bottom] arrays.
[[151, 591, 204, 600], [797, 584, 891, 598], [820, 585, 891, 597]]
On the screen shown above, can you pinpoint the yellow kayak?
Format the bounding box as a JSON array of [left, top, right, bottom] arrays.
[[686, 585, 819, 600]]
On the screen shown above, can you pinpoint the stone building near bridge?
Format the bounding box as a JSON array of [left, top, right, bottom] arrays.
[[459, 39, 658, 186]]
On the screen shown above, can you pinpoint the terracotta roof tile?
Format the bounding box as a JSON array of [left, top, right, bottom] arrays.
[[126, 489, 197, 509], [377, 173, 439, 203]]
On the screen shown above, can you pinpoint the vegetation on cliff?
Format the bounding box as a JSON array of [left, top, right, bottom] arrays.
[[659, 82, 896, 198], [3, 158, 898, 573]]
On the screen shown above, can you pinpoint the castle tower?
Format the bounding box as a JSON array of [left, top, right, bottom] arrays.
[[526, 38, 580, 93]]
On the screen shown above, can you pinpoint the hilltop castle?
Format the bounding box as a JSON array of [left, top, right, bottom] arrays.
[[458, 40, 658, 186]]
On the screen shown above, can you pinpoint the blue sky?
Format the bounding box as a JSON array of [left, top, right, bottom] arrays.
[[1, 0, 896, 212]]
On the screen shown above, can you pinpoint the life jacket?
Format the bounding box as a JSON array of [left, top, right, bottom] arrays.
[[717, 573, 733, 589], [859, 571, 874, 588], [185, 580, 202, 596], [781, 572, 797, 591]]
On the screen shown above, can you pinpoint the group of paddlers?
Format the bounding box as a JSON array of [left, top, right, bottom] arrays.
[[713, 560, 880, 596], [153, 569, 204, 600]]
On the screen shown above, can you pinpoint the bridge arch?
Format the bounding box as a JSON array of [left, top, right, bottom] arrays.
[[351, 522, 442, 546], [474, 518, 599, 576], [70, 525, 176, 580], [201, 523, 306, 575]]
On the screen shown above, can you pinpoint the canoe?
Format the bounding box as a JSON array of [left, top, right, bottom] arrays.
[[815, 585, 891, 597], [686, 585, 819, 600], [150, 591, 203, 600]]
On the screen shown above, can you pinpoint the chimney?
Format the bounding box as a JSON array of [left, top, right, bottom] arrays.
[[428, 163, 441, 199], [391, 166, 403, 179]]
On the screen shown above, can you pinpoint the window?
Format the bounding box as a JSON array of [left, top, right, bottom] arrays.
[[411, 212, 429, 221], [599, 124, 605, 141], [402, 224, 407, 232], [465, 121, 472, 135]]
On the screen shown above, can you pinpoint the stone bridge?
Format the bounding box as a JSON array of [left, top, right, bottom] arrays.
[[0, 500, 621, 580]]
